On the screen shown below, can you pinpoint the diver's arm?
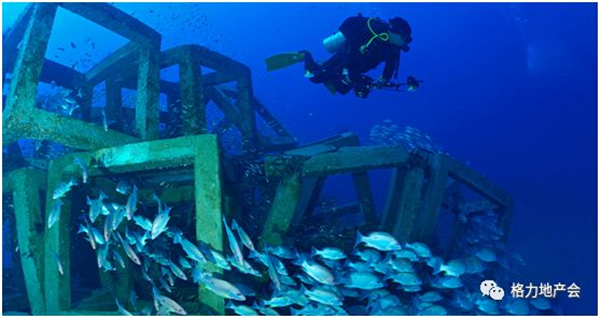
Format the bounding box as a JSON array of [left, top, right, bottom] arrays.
[[382, 55, 398, 83]]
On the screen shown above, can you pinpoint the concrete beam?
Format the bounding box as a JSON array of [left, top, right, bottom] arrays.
[[381, 168, 406, 232], [44, 160, 72, 312], [236, 73, 257, 151], [302, 146, 410, 177], [412, 153, 449, 243], [189, 45, 248, 75], [4, 109, 139, 150], [206, 86, 243, 128], [85, 41, 139, 87], [303, 132, 360, 148], [179, 49, 206, 135], [392, 166, 426, 242], [6, 168, 47, 314], [2, 3, 35, 73], [59, 3, 161, 45], [3, 3, 57, 118], [194, 136, 224, 314], [352, 172, 377, 226], [135, 43, 161, 140], [445, 155, 511, 209], [106, 77, 124, 131], [288, 176, 327, 233], [202, 71, 237, 86], [251, 96, 295, 140], [259, 173, 302, 247]]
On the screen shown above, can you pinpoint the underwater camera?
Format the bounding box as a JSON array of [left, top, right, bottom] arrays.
[[406, 75, 422, 92]]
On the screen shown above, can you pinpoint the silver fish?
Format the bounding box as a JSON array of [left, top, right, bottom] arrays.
[[476, 247, 497, 262], [193, 269, 246, 301], [87, 191, 108, 223], [103, 212, 113, 242], [208, 248, 231, 270], [232, 219, 255, 251], [404, 242, 432, 258], [47, 198, 64, 229], [97, 245, 114, 271], [51, 251, 64, 275], [311, 247, 346, 260], [229, 256, 262, 277], [169, 259, 187, 281], [53, 178, 78, 200], [118, 234, 141, 266], [431, 276, 463, 289], [174, 232, 207, 264], [78, 223, 96, 250], [223, 216, 244, 265], [112, 205, 126, 230], [73, 156, 88, 184], [159, 296, 187, 315], [102, 108, 108, 131], [125, 185, 137, 220], [133, 215, 152, 231], [355, 231, 402, 251], [264, 251, 281, 291], [113, 250, 126, 269], [151, 209, 170, 240], [304, 286, 343, 306], [296, 256, 336, 285], [418, 291, 444, 303], [116, 298, 133, 316], [159, 276, 172, 293], [116, 180, 132, 195], [355, 248, 381, 263], [419, 304, 448, 315], [266, 246, 297, 259], [252, 303, 280, 316], [345, 271, 384, 290], [226, 301, 258, 316], [386, 272, 422, 286], [262, 295, 296, 308]]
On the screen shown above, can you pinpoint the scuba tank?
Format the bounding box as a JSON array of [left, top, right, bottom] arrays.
[[322, 31, 347, 53]]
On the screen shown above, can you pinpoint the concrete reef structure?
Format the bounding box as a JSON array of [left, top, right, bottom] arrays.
[[2, 3, 512, 315]]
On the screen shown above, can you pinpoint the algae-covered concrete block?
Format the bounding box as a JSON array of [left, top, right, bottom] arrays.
[[3, 3, 58, 145], [392, 166, 426, 242], [302, 146, 410, 177], [260, 173, 302, 247], [43, 135, 224, 314], [179, 47, 206, 135], [412, 152, 449, 243], [6, 168, 47, 314], [135, 43, 161, 140], [194, 135, 224, 314]]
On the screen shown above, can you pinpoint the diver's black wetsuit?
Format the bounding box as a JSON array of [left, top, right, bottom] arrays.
[[306, 15, 401, 96]]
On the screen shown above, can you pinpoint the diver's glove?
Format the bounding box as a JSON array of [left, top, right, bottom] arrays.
[[373, 77, 389, 89]]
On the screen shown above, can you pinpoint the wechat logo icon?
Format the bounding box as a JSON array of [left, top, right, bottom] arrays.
[[480, 280, 505, 301]]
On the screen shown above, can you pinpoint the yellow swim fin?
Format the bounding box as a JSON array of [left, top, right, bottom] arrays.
[[265, 52, 306, 71]]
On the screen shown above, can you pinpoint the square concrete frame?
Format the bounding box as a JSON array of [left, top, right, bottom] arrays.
[[260, 133, 405, 247], [111, 45, 297, 152], [3, 3, 161, 151], [261, 142, 513, 247], [3, 168, 48, 314], [43, 134, 224, 314]]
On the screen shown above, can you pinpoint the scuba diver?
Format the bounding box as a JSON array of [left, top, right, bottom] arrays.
[[266, 14, 421, 98]]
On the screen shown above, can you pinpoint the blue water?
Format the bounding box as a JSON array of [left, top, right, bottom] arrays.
[[3, 2, 597, 315]]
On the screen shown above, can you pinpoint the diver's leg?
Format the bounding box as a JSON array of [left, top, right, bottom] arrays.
[[307, 53, 344, 84]]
